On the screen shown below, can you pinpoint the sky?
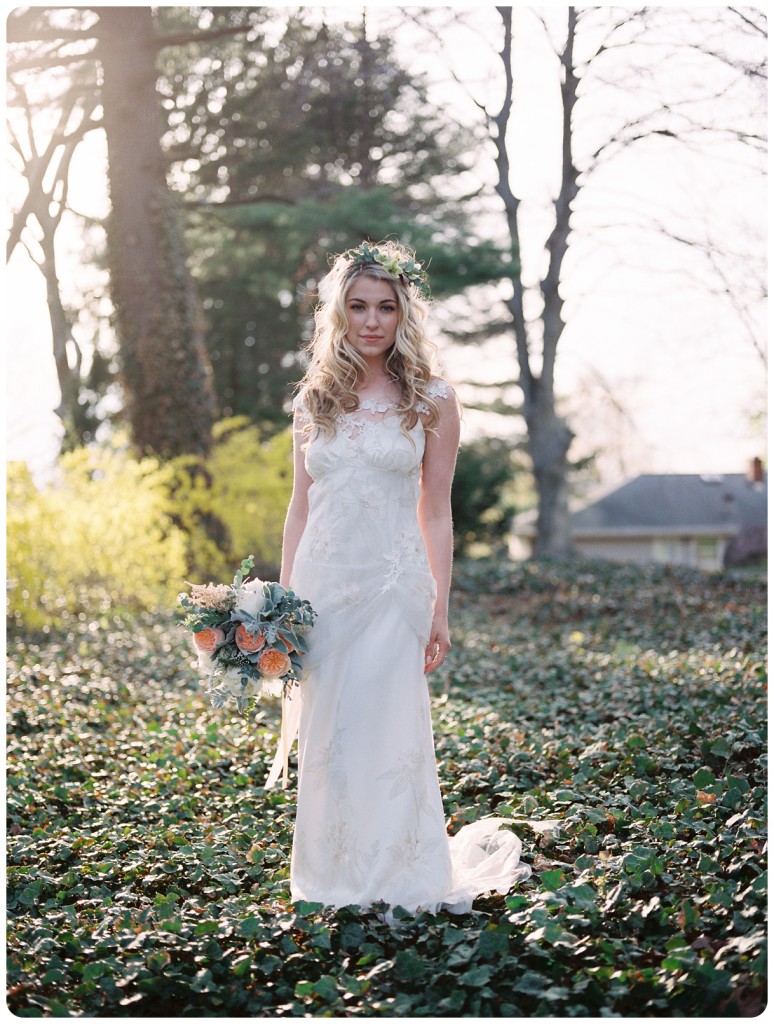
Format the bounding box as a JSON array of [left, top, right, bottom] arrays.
[[5, 2, 768, 496]]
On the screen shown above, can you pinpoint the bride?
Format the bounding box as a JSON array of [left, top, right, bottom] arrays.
[[273, 240, 530, 914]]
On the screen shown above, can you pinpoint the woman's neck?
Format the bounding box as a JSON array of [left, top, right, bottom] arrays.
[[356, 362, 394, 394]]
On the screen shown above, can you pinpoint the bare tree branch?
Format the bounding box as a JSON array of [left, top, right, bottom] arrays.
[[19, 233, 43, 269], [6, 23, 98, 44], [398, 8, 490, 117], [6, 121, 28, 168], [7, 8, 258, 74], [704, 248, 767, 369], [728, 6, 768, 37], [643, 220, 768, 369], [578, 8, 649, 68], [492, 6, 534, 403], [7, 86, 102, 262], [7, 51, 97, 74], [539, 7, 580, 392]]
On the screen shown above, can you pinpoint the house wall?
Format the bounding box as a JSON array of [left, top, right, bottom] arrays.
[[573, 535, 725, 570], [573, 538, 656, 565]]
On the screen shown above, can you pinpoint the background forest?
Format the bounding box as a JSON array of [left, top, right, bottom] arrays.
[[5, 6, 768, 1017], [7, 3, 767, 619]]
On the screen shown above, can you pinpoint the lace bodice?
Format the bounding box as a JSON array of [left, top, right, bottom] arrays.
[[292, 378, 449, 478], [293, 378, 449, 442], [287, 379, 451, 655]]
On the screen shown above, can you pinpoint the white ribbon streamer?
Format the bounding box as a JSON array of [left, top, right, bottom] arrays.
[[264, 686, 301, 789]]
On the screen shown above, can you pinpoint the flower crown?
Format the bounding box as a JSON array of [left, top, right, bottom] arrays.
[[343, 242, 430, 295]]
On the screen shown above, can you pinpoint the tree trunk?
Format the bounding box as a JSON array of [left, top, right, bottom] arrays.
[[527, 386, 575, 557], [530, 7, 579, 557], [494, 6, 578, 557], [94, 6, 214, 458], [38, 230, 82, 445]]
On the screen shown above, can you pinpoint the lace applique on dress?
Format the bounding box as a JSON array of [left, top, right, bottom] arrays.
[[416, 378, 450, 416], [294, 381, 451, 434], [335, 396, 397, 440], [345, 379, 451, 422], [292, 393, 314, 432], [359, 397, 398, 414], [426, 378, 450, 400], [380, 530, 424, 594]]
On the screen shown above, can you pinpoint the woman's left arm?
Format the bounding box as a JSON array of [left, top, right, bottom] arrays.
[[418, 388, 461, 674]]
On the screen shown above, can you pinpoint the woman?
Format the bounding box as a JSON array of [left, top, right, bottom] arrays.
[[273, 240, 530, 914]]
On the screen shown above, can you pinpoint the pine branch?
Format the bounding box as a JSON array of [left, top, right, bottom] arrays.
[[153, 24, 256, 51], [182, 194, 297, 209]]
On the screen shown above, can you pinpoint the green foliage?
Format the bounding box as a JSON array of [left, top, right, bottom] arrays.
[[6, 450, 187, 629], [161, 11, 476, 207], [206, 418, 292, 577], [161, 10, 501, 429], [452, 435, 522, 556], [6, 558, 766, 1015], [187, 184, 511, 430], [7, 420, 292, 629]]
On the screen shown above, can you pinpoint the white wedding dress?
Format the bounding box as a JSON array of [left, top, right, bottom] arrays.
[[266, 379, 531, 914]]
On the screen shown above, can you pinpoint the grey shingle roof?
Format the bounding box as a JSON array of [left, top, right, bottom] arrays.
[[570, 473, 767, 534]]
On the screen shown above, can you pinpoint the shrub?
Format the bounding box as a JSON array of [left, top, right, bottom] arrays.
[[6, 420, 294, 629], [451, 436, 521, 556], [7, 447, 187, 628], [207, 417, 292, 578], [164, 417, 292, 583]]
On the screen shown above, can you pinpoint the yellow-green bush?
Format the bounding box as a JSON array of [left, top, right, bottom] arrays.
[[164, 417, 292, 583], [7, 419, 294, 629], [208, 417, 292, 576], [7, 447, 188, 628]]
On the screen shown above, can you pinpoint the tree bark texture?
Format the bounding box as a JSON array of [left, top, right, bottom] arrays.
[[94, 6, 214, 458], [495, 6, 577, 557], [528, 385, 575, 557]]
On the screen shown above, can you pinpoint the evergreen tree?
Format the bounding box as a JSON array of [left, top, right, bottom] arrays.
[[158, 9, 509, 425]]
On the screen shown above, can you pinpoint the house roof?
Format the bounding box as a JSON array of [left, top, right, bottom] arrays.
[[569, 473, 767, 537]]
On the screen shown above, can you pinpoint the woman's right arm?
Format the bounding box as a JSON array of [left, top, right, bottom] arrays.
[[279, 410, 314, 589]]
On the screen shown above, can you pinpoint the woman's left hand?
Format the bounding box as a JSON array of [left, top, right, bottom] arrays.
[[424, 611, 451, 674]]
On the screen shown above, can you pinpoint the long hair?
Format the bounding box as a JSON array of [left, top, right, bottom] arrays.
[[297, 241, 441, 439]]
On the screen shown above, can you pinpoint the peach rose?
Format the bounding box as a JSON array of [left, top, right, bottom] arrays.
[[235, 624, 266, 653], [257, 648, 292, 678], [193, 626, 225, 651]]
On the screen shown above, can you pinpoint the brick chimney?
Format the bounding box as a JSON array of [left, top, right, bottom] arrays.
[[748, 457, 764, 484]]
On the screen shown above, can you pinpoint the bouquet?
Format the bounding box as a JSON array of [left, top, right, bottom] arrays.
[[178, 555, 316, 712]]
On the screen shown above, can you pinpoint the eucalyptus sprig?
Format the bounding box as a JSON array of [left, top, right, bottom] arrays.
[[232, 554, 255, 589]]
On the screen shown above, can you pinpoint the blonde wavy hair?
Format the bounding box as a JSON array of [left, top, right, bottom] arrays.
[[296, 240, 441, 439]]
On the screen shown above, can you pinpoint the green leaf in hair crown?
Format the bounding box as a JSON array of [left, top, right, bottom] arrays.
[[346, 243, 430, 294]]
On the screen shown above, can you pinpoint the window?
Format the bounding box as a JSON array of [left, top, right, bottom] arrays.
[[696, 537, 719, 570]]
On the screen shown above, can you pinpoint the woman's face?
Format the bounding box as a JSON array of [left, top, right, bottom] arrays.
[[344, 276, 399, 365]]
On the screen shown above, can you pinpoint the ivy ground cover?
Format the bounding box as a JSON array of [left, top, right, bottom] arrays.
[[6, 558, 766, 1016]]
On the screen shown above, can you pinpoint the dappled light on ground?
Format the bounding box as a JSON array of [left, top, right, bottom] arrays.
[[6, 558, 766, 1015]]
